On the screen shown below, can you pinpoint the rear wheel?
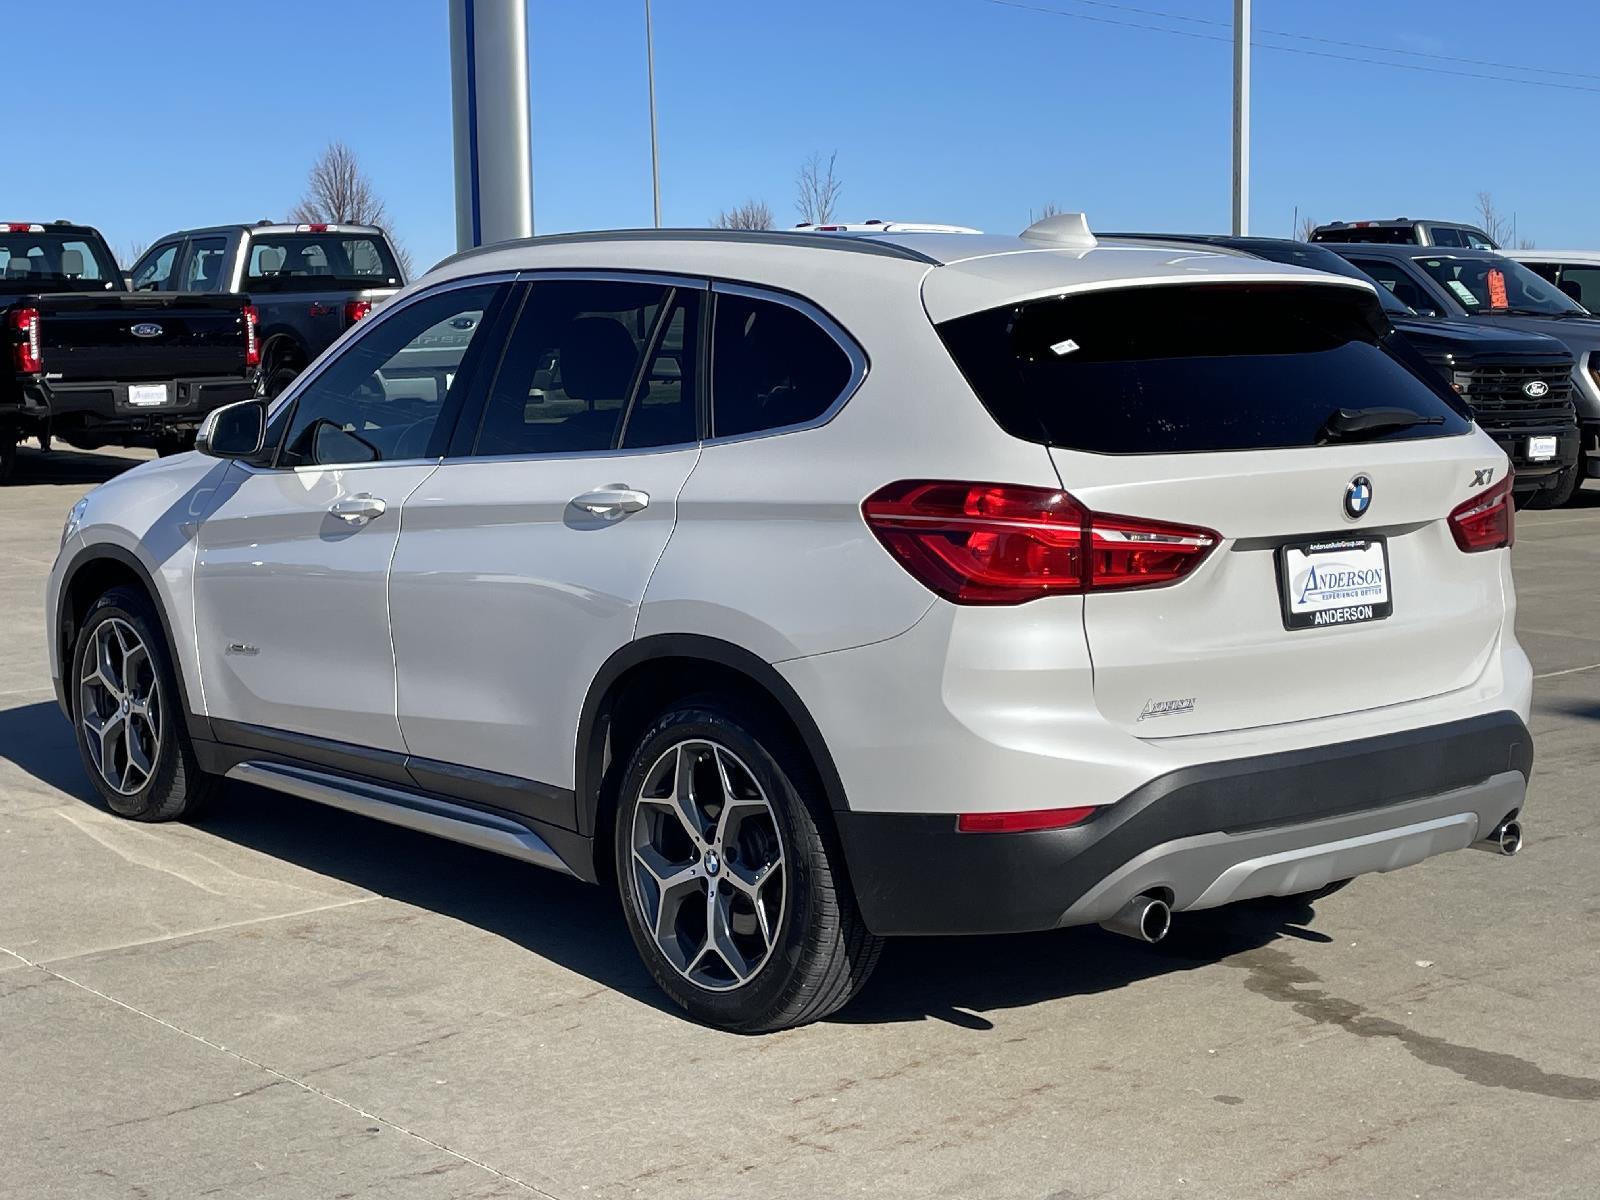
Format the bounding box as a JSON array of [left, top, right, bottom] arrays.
[[614, 700, 882, 1032], [72, 587, 219, 821]]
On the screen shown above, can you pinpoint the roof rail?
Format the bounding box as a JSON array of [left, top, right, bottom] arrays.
[[428, 227, 942, 275], [1019, 212, 1097, 249]]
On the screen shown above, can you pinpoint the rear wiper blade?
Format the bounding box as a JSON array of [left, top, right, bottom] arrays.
[[1318, 407, 1445, 444]]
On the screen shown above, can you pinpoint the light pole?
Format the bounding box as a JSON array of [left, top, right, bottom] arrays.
[[646, 0, 662, 228], [1232, 0, 1250, 235]]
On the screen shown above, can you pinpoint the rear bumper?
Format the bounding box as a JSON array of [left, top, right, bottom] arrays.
[[837, 710, 1532, 936], [11, 374, 260, 438]]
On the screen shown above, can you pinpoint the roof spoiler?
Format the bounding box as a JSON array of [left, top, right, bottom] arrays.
[[1020, 212, 1097, 249]]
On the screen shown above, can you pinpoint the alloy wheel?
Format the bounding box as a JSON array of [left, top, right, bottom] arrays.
[[79, 617, 162, 796], [629, 740, 786, 992]]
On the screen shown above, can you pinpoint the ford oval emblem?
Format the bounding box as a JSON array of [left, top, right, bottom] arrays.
[[130, 323, 163, 339], [1522, 379, 1550, 399], [1344, 474, 1373, 521]]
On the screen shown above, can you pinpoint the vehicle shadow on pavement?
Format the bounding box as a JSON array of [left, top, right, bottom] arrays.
[[838, 900, 1330, 1029], [2, 698, 1333, 1028], [7, 445, 149, 486]]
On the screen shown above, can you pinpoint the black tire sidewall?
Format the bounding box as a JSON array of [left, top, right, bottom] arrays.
[[71, 589, 190, 819], [613, 703, 832, 1030], [265, 366, 299, 398]]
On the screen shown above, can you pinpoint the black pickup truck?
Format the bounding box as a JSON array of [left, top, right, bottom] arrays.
[[1, 222, 260, 480]]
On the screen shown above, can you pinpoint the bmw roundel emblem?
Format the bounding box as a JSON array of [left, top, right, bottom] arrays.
[[1523, 379, 1550, 399], [1344, 474, 1374, 520]]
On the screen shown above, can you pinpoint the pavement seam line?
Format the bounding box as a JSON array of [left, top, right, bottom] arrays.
[[0, 944, 567, 1200], [33, 897, 382, 966], [1533, 661, 1600, 680]]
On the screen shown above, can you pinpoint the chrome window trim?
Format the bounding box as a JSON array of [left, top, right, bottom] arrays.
[[704, 280, 869, 446], [252, 271, 519, 473], [441, 270, 711, 465]]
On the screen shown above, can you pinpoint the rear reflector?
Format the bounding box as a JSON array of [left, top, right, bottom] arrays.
[[863, 480, 1218, 605], [1448, 475, 1514, 552], [957, 807, 1096, 833], [9, 306, 41, 374]]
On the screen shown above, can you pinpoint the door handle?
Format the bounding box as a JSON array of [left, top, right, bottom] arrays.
[[572, 486, 650, 519], [329, 493, 387, 524]]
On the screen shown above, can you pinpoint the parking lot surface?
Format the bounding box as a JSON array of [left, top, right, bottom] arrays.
[[3, 445, 1597, 1200]]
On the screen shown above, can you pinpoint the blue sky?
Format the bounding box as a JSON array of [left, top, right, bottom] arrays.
[[21, 0, 1600, 273]]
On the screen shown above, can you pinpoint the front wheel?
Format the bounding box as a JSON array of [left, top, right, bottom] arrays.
[[614, 701, 882, 1032], [1560, 447, 1590, 508], [1526, 462, 1580, 510], [71, 587, 219, 821]]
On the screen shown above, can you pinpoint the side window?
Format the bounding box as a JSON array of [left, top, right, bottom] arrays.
[[710, 292, 853, 438], [279, 283, 501, 468], [132, 243, 179, 291], [473, 279, 670, 457], [1350, 258, 1436, 314], [1557, 266, 1600, 310], [1429, 227, 1465, 248], [183, 237, 230, 291], [1463, 230, 1497, 250]]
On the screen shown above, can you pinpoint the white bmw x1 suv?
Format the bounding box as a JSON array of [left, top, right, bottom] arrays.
[[46, 215, 1531, 1031]]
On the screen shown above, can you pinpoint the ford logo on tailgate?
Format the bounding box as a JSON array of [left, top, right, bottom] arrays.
[[130, 323, 163, 338], [1523, 380, 1550, 398]]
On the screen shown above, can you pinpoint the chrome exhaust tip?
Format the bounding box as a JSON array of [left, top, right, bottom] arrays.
[[1472, 816, 1522, 857], [1101, 893, 1172, 943]]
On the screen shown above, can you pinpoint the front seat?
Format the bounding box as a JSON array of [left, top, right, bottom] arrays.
[[555, 316, 638, 451]]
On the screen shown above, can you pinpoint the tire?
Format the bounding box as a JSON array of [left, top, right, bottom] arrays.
[[70, 586, 219, 822], [1560, 448, 1590, 508], [0, 436, 14, 483], [264, 364, 301, 398], [614, 699, 883, 1032], [1525, 463, 1580, 510]]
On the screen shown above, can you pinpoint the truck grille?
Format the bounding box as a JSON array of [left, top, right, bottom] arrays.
[[1456, 362, 1576, 434]]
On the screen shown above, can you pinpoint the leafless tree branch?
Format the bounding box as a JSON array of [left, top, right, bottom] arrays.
[[290, 141, 415, 278], [1295, 213, 1319, 241], [713, 199, 775, 230], [795, 151, 843, 225], [1473, 191, 1531, 250], [1029, 202, 1062, 224]]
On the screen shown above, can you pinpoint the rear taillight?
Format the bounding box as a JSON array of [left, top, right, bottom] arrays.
[[1448, 476, 1514, 552], [957, 807, 1096, 833], [344, 299, 373, 326], [862, 480, 1218, 605], [10, 306, 42, 374], [242, 304, 260, 368]]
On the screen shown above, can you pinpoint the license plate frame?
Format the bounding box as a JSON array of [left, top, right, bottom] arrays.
[[127, 383, 170, 408], [1275, 535, 1393, 631], [1527, 435, 1558, 462]]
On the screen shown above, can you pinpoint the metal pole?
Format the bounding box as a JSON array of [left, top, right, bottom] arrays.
[[449, 0, 534, 251], [646, 0, 662, 228], [1232, 0, 1250, 235]]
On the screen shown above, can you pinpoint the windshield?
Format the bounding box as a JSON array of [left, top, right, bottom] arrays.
[[937, 283, 1469, 455], [0, 231, 121, 293], [244, 232, 402, 292], [1412, 255, 1586, 316]]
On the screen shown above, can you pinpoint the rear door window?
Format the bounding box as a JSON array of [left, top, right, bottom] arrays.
[[936, 283, 1470, 455], [182, 237, 230, 291], [710, 291, 853, 438]]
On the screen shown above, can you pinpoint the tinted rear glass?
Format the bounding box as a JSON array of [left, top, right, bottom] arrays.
[[0, 232, 120, 293], [936, 284, 1471, 455], [245, 232, 401, 291], [1310, 226, 1418, 245]]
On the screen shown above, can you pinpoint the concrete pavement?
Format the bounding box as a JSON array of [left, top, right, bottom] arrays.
[[2, 444, 1596, 1199]]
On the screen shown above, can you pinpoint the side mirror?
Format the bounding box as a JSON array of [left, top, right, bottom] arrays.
[[196, 398, 267, 459]]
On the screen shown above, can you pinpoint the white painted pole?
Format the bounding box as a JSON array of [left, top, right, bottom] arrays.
[[646, 0, 662, 228], [449, 0, 534, 251], [1232, 0, 1250, 235]]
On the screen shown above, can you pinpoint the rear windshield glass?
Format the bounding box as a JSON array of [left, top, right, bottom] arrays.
[[1410, 255, 1586, 317], [0, 231, 120, 293], [244, 232, 401, 291], [1310, 226, 1418, 245], [936, 283, 1471, 455]]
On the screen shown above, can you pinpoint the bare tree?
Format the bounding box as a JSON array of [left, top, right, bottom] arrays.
[[713, 199, 775, 230], [1473, 191, 1522, 249], [119, 239, 149, 270], [1029, 202, 1062, 224], [290, 141, 414, 278], [795, 151, 843, 225], [1295, 213, 1319, 241]]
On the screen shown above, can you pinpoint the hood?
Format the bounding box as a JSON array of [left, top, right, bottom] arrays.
[[1458, 312, 1600, 357], [1392, 316, 1574, 365]]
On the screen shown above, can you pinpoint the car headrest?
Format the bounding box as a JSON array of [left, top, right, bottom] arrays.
[[5, 256, 32, 277], [60, 249, 84, 277], [257, 246, 286, 273], [559, 316, 638, 401]]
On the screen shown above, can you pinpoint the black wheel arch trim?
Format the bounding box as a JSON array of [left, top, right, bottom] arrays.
[[56, 542, 213, 744], [575, 633, 851, 838]]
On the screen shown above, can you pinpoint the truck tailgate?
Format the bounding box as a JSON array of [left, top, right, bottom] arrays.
[[32, 292, 251, 382]]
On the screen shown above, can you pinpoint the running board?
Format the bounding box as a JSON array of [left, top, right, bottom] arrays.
[[226, 761, 573, 876]]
